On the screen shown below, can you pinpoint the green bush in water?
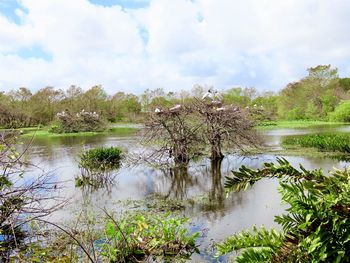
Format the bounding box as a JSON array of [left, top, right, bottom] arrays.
[[282, 133, 350, 153], [329, 100, 350, 122], [217, 158, 350, 262], [79, 147, 123, 171]]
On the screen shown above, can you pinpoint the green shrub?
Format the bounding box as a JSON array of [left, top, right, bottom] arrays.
[[49, 110, 107, 133], [79, 147, 123, 171], [282, 133, 350, 153], [102, 212, 199, 261], [329, 100, 350, 122], [217, 158, 350, 262]]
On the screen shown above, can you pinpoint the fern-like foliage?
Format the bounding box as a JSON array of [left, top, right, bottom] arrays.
[[224, 157, 325, 194], [216, 226, 284, 262], [219, 158, 350, 263]]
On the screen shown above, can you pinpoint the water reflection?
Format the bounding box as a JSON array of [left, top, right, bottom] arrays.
[[76, 168, 117, 195], [161, 165, 194, 200], [209, 159, 224, 210]]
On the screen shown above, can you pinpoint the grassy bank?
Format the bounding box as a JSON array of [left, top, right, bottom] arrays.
[[256, 120, 348, 129], [282, 133, 350, 153], [19, 127, 139, 138]]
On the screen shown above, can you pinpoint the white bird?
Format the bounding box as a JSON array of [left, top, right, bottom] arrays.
[[154, 108, 162, 113], [202, 88, 214, 101], [216, 107, 225, 111], [202, 88, 222, 102], [169, 104, 182, 112]]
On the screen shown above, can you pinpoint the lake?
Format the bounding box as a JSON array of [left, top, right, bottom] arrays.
[[19, 125, 350, 262]]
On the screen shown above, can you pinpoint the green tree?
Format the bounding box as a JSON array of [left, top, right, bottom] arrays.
[[223, 87, 251, 106], [339, 78, 350, 91], [329, 100, 350, 122], [82, 85, 108, 113], [29, 87, 64, 124]]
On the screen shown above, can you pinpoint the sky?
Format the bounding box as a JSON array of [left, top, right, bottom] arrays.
[[0, 0, 349, 94]]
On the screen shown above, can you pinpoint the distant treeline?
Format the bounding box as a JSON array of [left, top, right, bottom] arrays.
[[1, 64, 350, 128]]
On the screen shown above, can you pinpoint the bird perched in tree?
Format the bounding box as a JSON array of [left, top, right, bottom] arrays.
[[169, 104, 182, 112], [202, 88, 222, 102], [216, 107, 225, 111], [202, 88, 214, 101]]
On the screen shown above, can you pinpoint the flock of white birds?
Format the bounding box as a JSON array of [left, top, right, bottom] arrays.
[[154, 88, 224, 113]]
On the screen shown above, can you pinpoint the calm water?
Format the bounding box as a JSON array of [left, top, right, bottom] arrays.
[[19, 125, 350, 262]]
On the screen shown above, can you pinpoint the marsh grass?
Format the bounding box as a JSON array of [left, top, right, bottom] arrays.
[[257, 120, 347, 129], [19, 127, 138, 138], [282, 133, 350, 153]]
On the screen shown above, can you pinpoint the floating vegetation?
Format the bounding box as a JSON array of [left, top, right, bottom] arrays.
[[102, 211, 199, 262], [79, 146, 124, 171], [115, 194, 186, 212], [282, 133, 350, 153]]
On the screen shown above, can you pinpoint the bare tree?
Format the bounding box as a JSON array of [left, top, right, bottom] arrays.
[[142, 92, 259, 164], [193, 99, 259, 160], [0, 132, 65, 260], [143, 104, 202, 165]]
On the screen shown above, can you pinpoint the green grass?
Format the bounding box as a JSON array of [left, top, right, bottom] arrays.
[[256, 120, 348, 129], [282, 133, 350, 153], [19, 127, 139, 138]]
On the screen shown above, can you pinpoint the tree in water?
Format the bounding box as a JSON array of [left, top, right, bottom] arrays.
[[143, 104, 202, 165], [193, 99, 259, 160], [143, 91, 259, 164]]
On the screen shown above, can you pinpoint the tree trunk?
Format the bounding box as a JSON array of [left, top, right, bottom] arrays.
[[210, 136, 224, 160]]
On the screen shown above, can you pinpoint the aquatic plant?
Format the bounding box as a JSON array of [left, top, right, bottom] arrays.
[[79, 146, 124, 171], [217, 158, 350, 262], [282, 133, 350, 153], [102, 211, 199, 262]]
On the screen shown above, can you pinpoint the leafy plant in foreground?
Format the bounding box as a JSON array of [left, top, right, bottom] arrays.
[[102, 212, 199, 262], [217, 158, 350, 262]]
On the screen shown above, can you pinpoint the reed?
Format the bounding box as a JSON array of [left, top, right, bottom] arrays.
[[282, 133, 350, 153]]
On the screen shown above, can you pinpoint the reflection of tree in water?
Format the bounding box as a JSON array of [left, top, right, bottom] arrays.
[[76, 168, 118, 198], [208, 159, 225, 210], [158, 160, 231, 216], [161, 165, 198, 200], [158, 158, 246, 221]]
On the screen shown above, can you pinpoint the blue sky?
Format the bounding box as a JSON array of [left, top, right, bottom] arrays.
[[0, 0, 349, 94], [89, 0, 149, 9]]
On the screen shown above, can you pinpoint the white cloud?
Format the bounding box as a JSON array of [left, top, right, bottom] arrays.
[[0, 0, 349, 94]]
